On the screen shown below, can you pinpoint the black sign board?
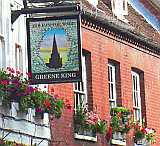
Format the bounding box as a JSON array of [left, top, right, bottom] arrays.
[[27, 15, 82, 84]]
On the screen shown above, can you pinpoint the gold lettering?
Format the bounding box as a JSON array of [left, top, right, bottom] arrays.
[[72, 73, 76, 77]]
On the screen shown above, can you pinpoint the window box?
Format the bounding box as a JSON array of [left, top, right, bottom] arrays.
[[111, 131, 126, 145], [111, 138, 126, 145], [74, 133, 97, 141], [74, 124, 97, 141], [112, 131, 126, 140], [134, 139, 151, 146]]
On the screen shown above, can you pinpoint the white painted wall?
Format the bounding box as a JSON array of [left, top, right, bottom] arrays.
[[87, 0, 98, 7], [0, 0, 50, 145]]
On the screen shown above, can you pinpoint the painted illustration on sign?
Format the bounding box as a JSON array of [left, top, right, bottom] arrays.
[[27, 16, 81, 84], [40, 29, 69, 68]]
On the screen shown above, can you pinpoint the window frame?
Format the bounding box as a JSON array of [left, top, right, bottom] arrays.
[[74, 55, 87, 110], [132, 71, 141, 123], [15, 44, 23, 73], [108, 63, 117, 108]]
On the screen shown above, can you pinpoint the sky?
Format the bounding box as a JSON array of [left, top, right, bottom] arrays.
[[128, 0, 160, 33], [41, 29, 69, 49]]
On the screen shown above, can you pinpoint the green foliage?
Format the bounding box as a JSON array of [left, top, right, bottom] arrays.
[[0, 68, 71, 119], [134, 121, 156, 144], [0, 138, 29, 145], [110, 107, 133, 134]]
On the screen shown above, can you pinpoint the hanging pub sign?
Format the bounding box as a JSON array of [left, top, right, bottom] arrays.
[[27, 15, 82, 84]]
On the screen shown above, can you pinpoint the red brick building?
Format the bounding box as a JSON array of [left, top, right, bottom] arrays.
[[49, 0, 160, 145]]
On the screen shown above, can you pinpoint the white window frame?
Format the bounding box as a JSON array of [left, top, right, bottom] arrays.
[[108, 63, 117, 108], [132, 71, 141, 123], [74, 55, 87, 110], [15, 45, 23, 73], [111, 0, 128, 17]]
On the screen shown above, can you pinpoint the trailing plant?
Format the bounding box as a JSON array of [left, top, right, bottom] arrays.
[[0, 68, 71, 119]]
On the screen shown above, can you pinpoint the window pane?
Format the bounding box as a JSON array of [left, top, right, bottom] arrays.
[[108, 64, 116, 107], [111, 83, 113, 99], [132, 71, 141, 122], [74, 55, 87, 110]]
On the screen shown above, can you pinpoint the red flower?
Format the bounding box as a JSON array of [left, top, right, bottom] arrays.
[[44, 85, 47, 88], [16, 71, 20, 74], [8, 67, 12, 71], [51, 87, 54, 92], [45, 101, 50, 106], [11, 68, 15, 73], [148, 137, 150, 140], [137, 125, 141, 130], [126, 124, 129, 128], [34, 88, 37, 91], [130, 110, 133, 114], [66, 99, 69, 102], [20, 73, 23, 76], [84, 109, 87, 113], [109, 127, 112, 132], [119, 111, 121, 117], [26, 72, 31, 78], [3, 80, 7, 84], [141, 127, 147, 133]]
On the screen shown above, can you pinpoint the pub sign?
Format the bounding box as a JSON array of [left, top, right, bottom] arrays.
[[27, 15, 82, 84]]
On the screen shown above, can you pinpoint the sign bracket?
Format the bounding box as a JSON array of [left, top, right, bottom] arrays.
[[11, 2, 80, 24]]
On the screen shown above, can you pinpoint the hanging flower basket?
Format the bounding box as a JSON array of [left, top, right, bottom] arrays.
[[0, 68, 71, 120]]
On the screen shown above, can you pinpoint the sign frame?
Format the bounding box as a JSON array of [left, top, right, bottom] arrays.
[[27, 15, 82, 84]]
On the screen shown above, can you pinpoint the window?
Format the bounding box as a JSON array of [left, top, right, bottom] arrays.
[[74, 55, 87, 110], [132, 71, 141, 122], [112, 0, 115, 10], [123, 0, 126, 10], [1, 38, 5, 70], [15, 44, 23, 73], [111, 0, 128, 17], [0, 0, 2, 34], [108, 63, 117, 108]]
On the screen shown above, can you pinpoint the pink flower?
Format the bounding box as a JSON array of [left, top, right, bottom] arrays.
[[54, 98, 57, 101], [37, 108, 42, 112], [16, 92, 21, 96], [0, 140, 2, 144], [56, 94, 59, 98]]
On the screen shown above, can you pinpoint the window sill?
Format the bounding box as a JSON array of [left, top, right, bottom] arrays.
[[134, 144, 145, 146], [74, 133, 97, 141], [111, 139, 126, 145]]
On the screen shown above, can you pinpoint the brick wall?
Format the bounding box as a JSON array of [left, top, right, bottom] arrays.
[[48, 20, 160, 145]]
